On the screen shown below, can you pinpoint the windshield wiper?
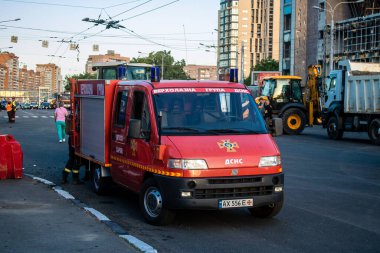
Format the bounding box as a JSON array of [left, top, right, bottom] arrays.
[[162, 127, 200, 132]]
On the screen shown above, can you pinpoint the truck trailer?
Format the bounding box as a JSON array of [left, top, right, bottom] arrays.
[[69, 68, 284, 225], [322, 60, 380, 145]]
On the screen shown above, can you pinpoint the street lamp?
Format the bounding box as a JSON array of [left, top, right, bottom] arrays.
[[313, 0, 364, 71]]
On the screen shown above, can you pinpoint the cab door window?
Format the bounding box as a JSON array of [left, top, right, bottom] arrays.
[[130, 91, 151, 139], [113, 90, 129, 127]]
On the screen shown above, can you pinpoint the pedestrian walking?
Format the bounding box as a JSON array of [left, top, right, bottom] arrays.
[[54, 102, 68, 143], [6, 101, 12, 123]]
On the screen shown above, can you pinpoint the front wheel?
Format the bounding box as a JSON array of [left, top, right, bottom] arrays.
[[90, 163, 111, 195], [139, 178, 175, 226], [327, 116, 343, 140], [282, 108, 306, 135], [248, 200, 283, 218], [368, 119, 380, 145]]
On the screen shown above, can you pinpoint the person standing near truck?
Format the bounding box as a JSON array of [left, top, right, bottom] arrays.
[[9, 97, 17, 123], [54, 102, 68, 143], [6, 100, 12, 122]]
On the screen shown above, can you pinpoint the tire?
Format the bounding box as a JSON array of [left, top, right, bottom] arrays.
[[282, 108, 306, 135], [327, 116, 343, 140], [139, 178, 175, 226], [249, 200, 283, 218], [368, 119, 380, 145], [90, 163, 110, 195]]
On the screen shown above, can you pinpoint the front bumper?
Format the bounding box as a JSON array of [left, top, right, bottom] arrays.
[[155, 173, 284, 210]]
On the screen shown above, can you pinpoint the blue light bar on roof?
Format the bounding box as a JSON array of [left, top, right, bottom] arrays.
[[151, 67, 160, 82], [229, 68, 238, 83]]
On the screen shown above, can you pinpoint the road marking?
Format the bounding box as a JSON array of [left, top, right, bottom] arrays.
[[50, 116, 54, 118], [119, 235, 158, 253], [32, 116, 38, 118], [41, 116, 48, 118], [53, 187, 75, 200], [32, 176, 55, 186], [84, 207, 110, 221], [23, 116, 29, 118]]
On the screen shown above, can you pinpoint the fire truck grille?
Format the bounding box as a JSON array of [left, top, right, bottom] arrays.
[[208, 177, 262, 184], [194, 186, 273, 199]]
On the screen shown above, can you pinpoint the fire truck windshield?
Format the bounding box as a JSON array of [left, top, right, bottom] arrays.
[[154, 92, 267, 135]]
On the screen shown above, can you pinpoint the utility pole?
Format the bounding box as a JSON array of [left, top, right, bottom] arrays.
[[240, 41, 244, 84]]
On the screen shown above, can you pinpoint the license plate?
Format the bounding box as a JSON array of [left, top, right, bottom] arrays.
[[218, 198, 253, 209]]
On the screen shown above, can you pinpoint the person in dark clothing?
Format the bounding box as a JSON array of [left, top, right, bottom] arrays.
[[263, 100, 273, 130], [61, 135, 82, 184]]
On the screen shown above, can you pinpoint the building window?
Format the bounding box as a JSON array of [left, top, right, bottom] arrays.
[[284, 42, 291, 59], [284, 14, 291, 31]]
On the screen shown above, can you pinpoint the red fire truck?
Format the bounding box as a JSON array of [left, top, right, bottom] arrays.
[[70, 68, 284, 225]]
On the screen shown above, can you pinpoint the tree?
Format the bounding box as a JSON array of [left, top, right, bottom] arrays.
[[130, 50, 189, 80], [64, 72, 96, 91], [244, 58, 280, 86], [253, 58, 279, 71]]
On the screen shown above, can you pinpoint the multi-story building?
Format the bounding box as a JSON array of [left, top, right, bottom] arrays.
[[36, 63, 61, 94], [183, 65, 218, 80], [217, 0, 280, 81], [85, 50, 130, 74], [279, 0, 378, 82], [0, 53, 19, 90]]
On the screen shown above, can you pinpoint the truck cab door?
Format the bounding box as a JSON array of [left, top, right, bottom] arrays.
[[110, 87, 130, 186], [124, 88, 154, 192], [324, 71, 343, 108]]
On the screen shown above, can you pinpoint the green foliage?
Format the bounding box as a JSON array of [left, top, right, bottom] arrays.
[[253, 58, 279, 71], [130, 50, 189, 80], [64, 72, 96, 91]]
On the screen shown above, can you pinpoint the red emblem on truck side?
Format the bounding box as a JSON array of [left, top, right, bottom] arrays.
[[131, 139, 137, 156], [217, 139, 239, 152]]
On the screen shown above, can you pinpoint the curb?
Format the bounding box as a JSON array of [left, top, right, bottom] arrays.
[[24, 173, 158, 253]]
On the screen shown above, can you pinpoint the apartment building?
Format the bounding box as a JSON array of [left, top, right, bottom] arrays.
[[279, 0, 378, 81], [85, 50, 130, 74], [36, 63, 61, 94], [217, 0, 280, 81], [0, 53, 19, 90], [183, 65, 218, 80]]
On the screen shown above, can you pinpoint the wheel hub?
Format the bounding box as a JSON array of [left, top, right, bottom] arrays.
[[144, 188, 162, 218], [287, 115, 301, 130]]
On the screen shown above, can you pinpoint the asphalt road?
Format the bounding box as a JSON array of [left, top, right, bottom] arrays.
[[1, 109, 379, 253]]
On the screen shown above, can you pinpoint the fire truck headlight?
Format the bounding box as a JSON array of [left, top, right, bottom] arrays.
[[259, 156, 281, 167], [167, 159, 208, 170]]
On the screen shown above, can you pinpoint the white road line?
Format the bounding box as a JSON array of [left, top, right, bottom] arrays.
[[119, 235, 158, 253], [41, 116, 48, 118], [32, 116, 38, 118], [53, 188, 75, 200], [32, 176, 55, 186], [49, 116, 54, 118], [23, 116, 29, 118], [84, 207, 110, 221]]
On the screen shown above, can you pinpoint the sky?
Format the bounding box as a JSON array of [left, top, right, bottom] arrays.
[[0, 0, 220, 76]]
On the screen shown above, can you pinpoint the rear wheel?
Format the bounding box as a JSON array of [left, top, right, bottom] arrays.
[[282, 108, 306, 135], [90, 163, 111, 195], [249, 200, 283, 218], [368, 119, 380, 145], [327, 116, 343, 140], [139, 178, 175, 226]]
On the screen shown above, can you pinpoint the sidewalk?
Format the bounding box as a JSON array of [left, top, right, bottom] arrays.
[[0, 176, 145, 253]]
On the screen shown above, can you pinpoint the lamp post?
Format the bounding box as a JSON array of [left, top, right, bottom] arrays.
[[313, 0, 363, 71]]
